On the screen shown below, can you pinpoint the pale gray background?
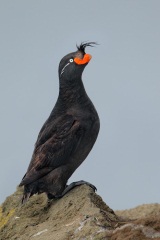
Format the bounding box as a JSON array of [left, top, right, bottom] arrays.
[[0, 0, 159, 210]]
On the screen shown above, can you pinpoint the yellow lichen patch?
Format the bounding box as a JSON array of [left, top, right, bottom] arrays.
[[0, 206, 15, 229]]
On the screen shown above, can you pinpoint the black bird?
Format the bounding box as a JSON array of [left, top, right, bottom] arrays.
[[19, 42, 100, 203]]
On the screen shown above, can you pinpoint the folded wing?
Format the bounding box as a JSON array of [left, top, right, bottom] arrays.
[[20, 114, 84, 186]]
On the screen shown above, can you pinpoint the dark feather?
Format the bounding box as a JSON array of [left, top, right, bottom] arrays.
[[20, 42, 100, 203], [76, 41, 98, 53], [19, 114, 84, 186]]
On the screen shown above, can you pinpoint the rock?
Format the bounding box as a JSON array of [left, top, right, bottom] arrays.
[[0, 185, 160, 240], [115, 204, 160, 240]]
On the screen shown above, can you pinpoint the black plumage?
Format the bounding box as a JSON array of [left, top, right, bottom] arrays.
[[19, 42, 100, 203]]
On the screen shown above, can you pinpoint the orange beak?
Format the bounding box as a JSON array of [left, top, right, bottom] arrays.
[[74, 53, 92, 65]]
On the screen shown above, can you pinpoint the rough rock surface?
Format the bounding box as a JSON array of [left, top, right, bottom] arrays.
[[0, 185, 160, 240]]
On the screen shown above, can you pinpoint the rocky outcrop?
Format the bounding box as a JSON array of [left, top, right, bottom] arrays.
[[0, 185, 160, 240]]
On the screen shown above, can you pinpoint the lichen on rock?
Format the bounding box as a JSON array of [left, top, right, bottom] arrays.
[[0, 185, 160, 240]]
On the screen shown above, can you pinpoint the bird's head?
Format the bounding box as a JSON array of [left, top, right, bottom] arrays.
[[58, 42, 97, 80]]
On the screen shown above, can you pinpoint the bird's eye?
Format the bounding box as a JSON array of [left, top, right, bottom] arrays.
[[69, 58, 73, 63]]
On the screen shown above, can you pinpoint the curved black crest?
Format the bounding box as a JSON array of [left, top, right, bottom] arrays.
[[76, 42, 98, 53]]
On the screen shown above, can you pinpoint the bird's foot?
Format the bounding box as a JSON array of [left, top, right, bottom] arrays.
[[58, 180, 97, 198], [47, 181, 97, 201]]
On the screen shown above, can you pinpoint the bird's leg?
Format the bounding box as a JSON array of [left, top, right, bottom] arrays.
[[55, 180, 97, 198], [47, 193, 56, 200]]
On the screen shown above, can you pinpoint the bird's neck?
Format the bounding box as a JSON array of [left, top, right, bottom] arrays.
[[58, 76, 89, 107]]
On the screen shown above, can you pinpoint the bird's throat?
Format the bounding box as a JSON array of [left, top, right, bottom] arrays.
[[58, 78, 88, 106]]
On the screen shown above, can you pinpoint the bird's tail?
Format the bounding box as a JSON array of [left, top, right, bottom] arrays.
[[21, 181, 40, 204], [21, 184, 35, 204], [21, 191, 31, 204]]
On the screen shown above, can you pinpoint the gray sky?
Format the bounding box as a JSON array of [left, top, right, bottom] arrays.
[[0, 0, 160, 210]]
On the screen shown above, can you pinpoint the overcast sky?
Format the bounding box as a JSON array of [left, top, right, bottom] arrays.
[[0, 0, 160, 210]]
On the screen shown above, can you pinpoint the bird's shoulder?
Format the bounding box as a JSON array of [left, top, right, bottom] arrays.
[[35, 113, 82, 148]]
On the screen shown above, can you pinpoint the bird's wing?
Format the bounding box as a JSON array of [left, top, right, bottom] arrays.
[[20, 114, 84, 186]]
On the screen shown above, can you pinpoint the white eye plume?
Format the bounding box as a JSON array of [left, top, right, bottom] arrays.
[[60, 58, 74, 76], [60, 63, 70, 76]]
